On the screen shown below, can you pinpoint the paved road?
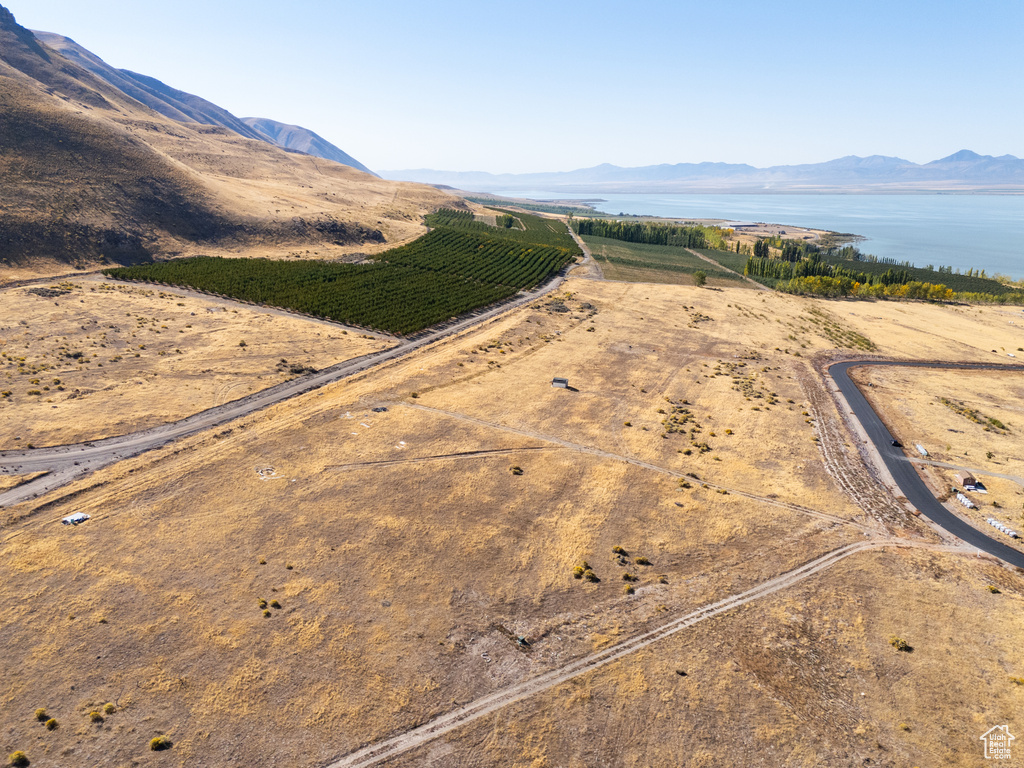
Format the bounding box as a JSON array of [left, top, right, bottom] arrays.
[[829, 360, 1024, 569], [0, 268, 570, 508]]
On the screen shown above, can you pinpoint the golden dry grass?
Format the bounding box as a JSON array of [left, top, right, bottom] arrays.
[[385, 548, 1024, 768], [2, 278, 1022, 766], [0, 277, 389, 446]]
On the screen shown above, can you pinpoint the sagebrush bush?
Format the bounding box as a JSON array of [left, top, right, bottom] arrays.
[[270, 600, 281, 609], [45, 719, 58, 731], [889, 636, 912, 652], [89, 711, 103, 723], [150, 736, 172, 751], [8, 751, 29, 767], [34, 709, 47, 722], [103, 703, 115, 715]]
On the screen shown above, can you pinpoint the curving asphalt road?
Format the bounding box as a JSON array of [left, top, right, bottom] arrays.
[[829, 360, 1024, 569]]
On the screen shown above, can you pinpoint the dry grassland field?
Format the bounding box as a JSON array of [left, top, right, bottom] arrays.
[[2, 274, 1023, 767], [0, 277, 390, 447]]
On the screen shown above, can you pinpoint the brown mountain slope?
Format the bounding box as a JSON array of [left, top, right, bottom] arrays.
[[0, 5, 450, 281]]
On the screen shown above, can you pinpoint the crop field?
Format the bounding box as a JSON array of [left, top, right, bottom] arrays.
[[691, 248, 754, 276], [105, 257, 517, 336], [379, 229, 575, 290], [581, 236, 746, 286], [104, 223, 577, 335], [423, 208, 495, 233], [470, 208, 581, 251]]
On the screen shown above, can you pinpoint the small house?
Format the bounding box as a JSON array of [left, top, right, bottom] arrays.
[[955, 472, 976, 487], [551, 377, 569, 389]]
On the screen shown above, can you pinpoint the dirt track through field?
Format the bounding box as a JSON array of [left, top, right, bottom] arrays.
[[400, 402, 876, 534], [323, 539, 967, 768], [323, 446, 552, 472], [684, 248, 769, 291]]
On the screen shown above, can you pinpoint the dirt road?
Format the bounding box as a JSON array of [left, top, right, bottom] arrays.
[[0, 269, 571, 508], [323, 539, 967, 768]]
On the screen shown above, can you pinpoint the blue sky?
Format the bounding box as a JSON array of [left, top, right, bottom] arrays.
[[5, 0, 1023, 173]]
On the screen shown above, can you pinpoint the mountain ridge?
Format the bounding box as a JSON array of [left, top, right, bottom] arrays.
[[31, 29, 374, 174], [383, 151, 1024, 193], [0, 3, 447, 280]]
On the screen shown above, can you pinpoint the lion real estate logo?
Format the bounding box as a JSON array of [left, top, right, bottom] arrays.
[[980, 725, 1015, 760]]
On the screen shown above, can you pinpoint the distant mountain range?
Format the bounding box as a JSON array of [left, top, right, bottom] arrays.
[[32, 30, 376, 176], [383, 151, 1024, 193]]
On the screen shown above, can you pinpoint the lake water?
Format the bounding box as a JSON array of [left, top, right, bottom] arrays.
[[495, 192, 1024, 279]]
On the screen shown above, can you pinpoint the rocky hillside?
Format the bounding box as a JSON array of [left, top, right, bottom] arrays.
[[0, 5, 449, 280]]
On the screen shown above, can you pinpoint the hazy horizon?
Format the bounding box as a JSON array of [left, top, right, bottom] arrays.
[[6, 0, 1023, 174]]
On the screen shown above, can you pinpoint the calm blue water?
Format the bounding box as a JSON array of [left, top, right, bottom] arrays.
[[496, 192, 1024, 279]]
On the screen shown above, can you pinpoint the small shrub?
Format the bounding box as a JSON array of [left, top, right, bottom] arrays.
[[509, 465, 523, 475], [988, 585, 1001, 594], [258, 599, 268, 609], [572, 566, 585, 579], [263, 609, 272, 618], [623, 421, 632, 427], [899, 722, 911, 731], [622, 573, 637, 582], [1010, 676, 1024, 686], [238, 340, 247, 347], [889, 636, 913, 652], [612, 546, 626, 555], [150, 736, 172, 752], [285, 564, 294, 570], [258, 559, 266, 565], [89, 711, 104, 723], [583, 569, 599, 583], [410, 392, 419, 398], [659, 575, 669, 584], [44, 719, 58, 731], [103, 703, 115, 715], [8, 752, 29, 767], [623, 585, 635, 595], [635, 557, 651, 566], [270, 600, 281, 609], [34, 709, 47, 722]]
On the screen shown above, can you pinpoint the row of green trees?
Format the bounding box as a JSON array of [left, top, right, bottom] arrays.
[[572, 219, 725, 249], [777, 275, 1024, 304], [744, 256, 911, 286]]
